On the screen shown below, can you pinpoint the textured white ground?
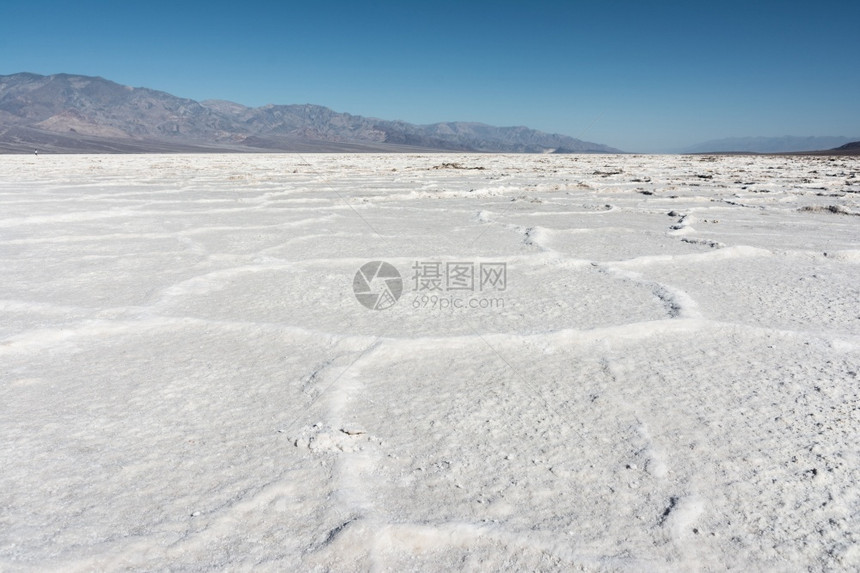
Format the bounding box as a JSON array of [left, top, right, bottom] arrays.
[[1, 153, 858, 571]]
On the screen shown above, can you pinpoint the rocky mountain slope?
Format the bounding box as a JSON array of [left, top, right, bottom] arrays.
[[0, 73, 620, 154]]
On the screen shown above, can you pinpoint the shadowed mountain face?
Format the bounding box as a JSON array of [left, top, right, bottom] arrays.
[[789, 141, 860, 157], [0, 73, 620, 154], [833, 141, 860, 151]]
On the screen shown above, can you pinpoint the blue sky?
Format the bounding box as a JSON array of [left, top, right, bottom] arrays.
[[2, 0, 858, 152]]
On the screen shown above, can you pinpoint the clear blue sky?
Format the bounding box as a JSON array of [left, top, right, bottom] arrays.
[[2, 0, 858, 152]]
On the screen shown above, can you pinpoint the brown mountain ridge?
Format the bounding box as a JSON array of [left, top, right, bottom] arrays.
[[0, 73, 620, 154]]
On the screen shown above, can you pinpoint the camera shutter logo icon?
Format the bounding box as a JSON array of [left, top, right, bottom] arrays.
[[353, 261, 403, 310]]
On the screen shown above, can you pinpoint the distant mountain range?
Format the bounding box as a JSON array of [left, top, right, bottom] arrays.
[[682, 136, 860, 154], [0, 73, 620, 154]]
